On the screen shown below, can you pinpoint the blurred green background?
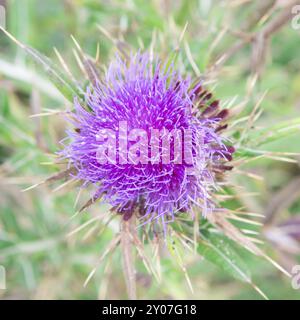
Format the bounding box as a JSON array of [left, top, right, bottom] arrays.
[[1, 0, 300, 299]]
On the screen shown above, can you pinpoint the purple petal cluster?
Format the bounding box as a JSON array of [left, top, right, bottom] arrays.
[[61, 53, 234, 225]]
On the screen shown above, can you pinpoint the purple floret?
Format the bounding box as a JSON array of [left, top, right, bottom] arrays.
[[61, 53, 234, 226]]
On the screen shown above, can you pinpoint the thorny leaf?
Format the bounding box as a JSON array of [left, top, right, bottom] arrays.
[[71, 36, 101, 86], [0, 27, 84, 102], [198, 231, 268, 299], [243, 117, 300, 149], [198, 231, 251, 283], [45, 167, 77, 183], [79, 195, 101, 213]]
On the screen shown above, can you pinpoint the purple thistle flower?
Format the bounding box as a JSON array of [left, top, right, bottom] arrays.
[[61, 52, 234, 226]]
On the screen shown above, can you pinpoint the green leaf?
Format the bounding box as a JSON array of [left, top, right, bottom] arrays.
[[197, 232, 251, 283], [0, 27, 84, 102], [246, 118, 300, 148], [25, 46, 84, 102]]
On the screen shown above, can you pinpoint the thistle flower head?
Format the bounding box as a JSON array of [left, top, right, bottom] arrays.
[[61, 52, 234, 225]]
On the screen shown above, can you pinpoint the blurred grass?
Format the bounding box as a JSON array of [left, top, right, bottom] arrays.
[[0, 0, 300, 299]]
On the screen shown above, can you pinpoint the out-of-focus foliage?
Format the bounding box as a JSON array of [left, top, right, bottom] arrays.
[[1, 0, 300, 299]]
